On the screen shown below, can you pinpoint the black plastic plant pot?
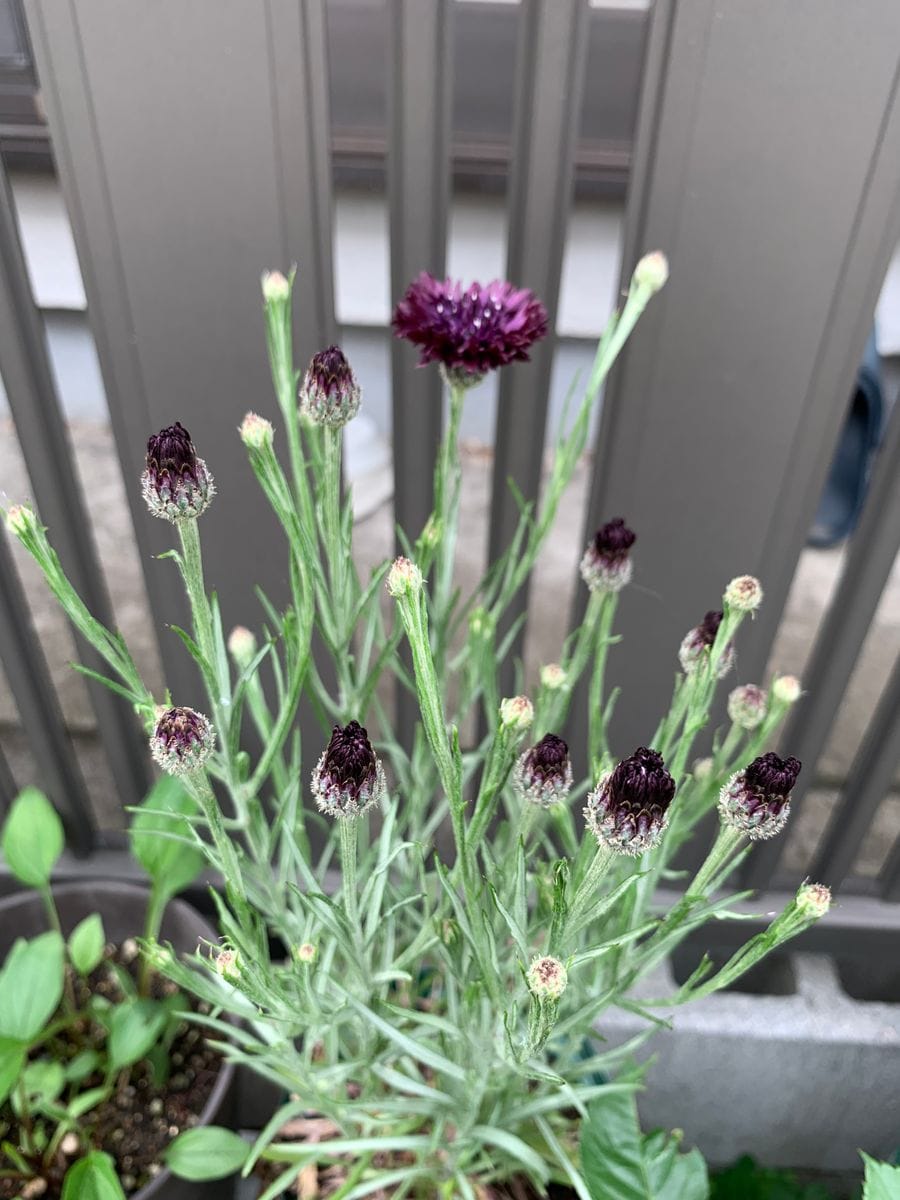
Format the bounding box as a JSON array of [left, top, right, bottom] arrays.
[[0, 880, 236, 1200]]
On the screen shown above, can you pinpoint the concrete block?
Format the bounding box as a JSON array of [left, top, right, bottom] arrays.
[[599, 953, 900, 1170]]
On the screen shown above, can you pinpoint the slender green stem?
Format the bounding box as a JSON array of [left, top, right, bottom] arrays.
[[688, 823, 745, 898], [41, 886, 76, 1011], [565, 845, 615, 942], [178, 519, 214, 669], [539, 591, 605, 735], [432, 383, 465, 631], [587, 592, 618, 766], [139, 884, 168, 997], [339, 817, 360, 933], [184, 768, 247, 905]]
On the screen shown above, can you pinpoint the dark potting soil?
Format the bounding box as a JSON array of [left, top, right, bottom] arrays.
[[0, 942, 223, 1199]]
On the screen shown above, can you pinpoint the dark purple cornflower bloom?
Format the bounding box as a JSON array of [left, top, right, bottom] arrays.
[[391, 272, 548, 382], [514, 733, 573, 807], [580, 517, 636, 593], [679, 609, 735, 678], [299, 345, 361, 427], [719, 752, 801, 840], [142, 422, 214, 522], [585, 747, 676, 856], [312, 720, 386, 819], [150, 706, 215, 776]]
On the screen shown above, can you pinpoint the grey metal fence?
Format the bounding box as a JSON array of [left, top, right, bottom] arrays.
[[1, 0, 900, 949]]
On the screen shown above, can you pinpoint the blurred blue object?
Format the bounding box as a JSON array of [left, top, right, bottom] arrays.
[[808, 329, 886, 548]]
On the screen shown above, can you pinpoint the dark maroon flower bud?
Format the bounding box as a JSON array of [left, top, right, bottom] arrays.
[[678, 609, 735, 678], [311, 720, 385, 819], [513, 733, 573, 808], [150, 706, 215, 775], [719, 752, 801, 840], [580, 517, 636, 594], [142, 422, 215, 522], [391, 272, 548, 385], [299, 345, 361, 427], [584, 746, 675, 856]]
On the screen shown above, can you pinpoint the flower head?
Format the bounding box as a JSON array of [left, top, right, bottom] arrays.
[[227, 626, 257, 670], [796, 882, 831, 919], [580, 517, 636, 593], [311, 720, 386, 819], [261, 270, 290, 303], [727, 684, 767, 731], [387, 556, 423, 598], [299, 345, 361, 427], [239, 412, 274, 449], [5, 503, 37, 539], [724, 574, 763, 614], [392, 272, 548, 384], [678, 609, 735, 678], [500, 696, 534, 733], [150, 706, 215, 775], [142, 422, 215, 522], [513, 734, 573, 808], [585, 746, 675, 856], [526, 955, 567, 1001], [214, 947, 240, 981], [540, 663, 567, 691], [296, 943, 318, 964], [772, 675, 802, 706], [632, 251, 669, 295], [719, 752, 801, 840]]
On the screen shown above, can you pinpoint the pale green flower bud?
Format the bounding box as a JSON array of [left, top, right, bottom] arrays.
[[693, 757, 714, 783], [540, 663, 567, 691], [772, 674, 802, 705], [724, 574, 763, 614], [526, 955, 567, 1001], [239, 411, 274, 449], [4, 502, 36, 538], [796, 882, 831, 919], [228, 625, 257, 670], [500, 695, 534, 733], [727, 684, 767, 731], [632, 250, 669, 294], [295, 943, 317, 964], [387, 556, 423, 598], [214, 947, 240, 980], [261, 270, 290, 302]]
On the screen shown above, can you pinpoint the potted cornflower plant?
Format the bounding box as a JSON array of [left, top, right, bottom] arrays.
[[0, 778, 235, 1199], [6, 252, 831, 1199]]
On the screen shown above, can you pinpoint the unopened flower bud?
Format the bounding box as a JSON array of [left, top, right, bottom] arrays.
[[585, 746, 675, 856], [580, 517, 636, 594], [693, 757, 714, 783], [439, 918, 460, 948], [540, 663, 567, 691], [150, 706, 215, 775], [727, 684, 767, 731], [513, 734, 573, 808], [500, 695, 534, 733], [632, 251, 669, 295], [214, 947, 240, 980], [4, 503, 36, 538], [724, 574, 763, 614], [228, 626, 257, 669], [299, 345, 361, 427], [772, 675, 802, 705], [239, 411, 274, 450], [526, 955, 567, 1001], [142, 422, 215, 522], [388, 556, 423, 598], [261, 270, 290, 302], [311, 720, 386, 819], [296, 943, 317, 964], [796, 882, 831, 919], [719, 752, 801, 840], [678, 610, 735, 678]]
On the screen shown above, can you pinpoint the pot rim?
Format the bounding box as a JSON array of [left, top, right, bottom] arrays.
[[0, 878, 236, 1200]]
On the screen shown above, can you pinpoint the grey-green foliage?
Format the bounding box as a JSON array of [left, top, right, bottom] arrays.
[[7, 264, 830, 1198], [863, 1154, 900, 1200]]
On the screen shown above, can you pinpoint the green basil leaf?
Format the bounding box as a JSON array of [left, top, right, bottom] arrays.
[[106, 999, 169, 1071], [129, 775, 205, 900], [0, 1038, 26, 1107], [68, 913, 106, 976], [62, 1151, 126, 1200], [0, 931, 65, 1042], [1, 787, 64, 888], [165, 1126, 250, 1180]]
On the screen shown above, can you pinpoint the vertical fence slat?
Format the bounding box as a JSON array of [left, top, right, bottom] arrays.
[[571, 0, 900, 773], [387, 0, 452, 741], [745, 398, 900, 889], [0, 159, 150, 809], [0, 530, 94, 850], [0, 739, 17, 816], [387, 0, 451, 545], [880, 826, 900, 902], [809, 650, 900, 891], [25, 0, 337, 713], [488, 0, 589, 693]]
